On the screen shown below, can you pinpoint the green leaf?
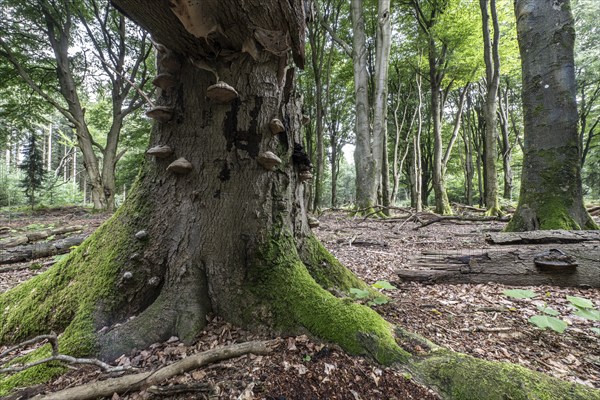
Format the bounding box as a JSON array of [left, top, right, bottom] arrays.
[[590, 328, 600, 336], [574, 308, 600, 321], [371, 297, 389, 305], [503, 289, 538, 299], [536, 305, 560, 316], [349, 288, 370, 299], [528, 315, 568, 333], [372, 280, 397, 290], [567, 296, 594, 309]]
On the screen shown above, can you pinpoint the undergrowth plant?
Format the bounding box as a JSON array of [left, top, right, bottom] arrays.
[[503, 289, 600, 335], [350, 280, 397, 306]]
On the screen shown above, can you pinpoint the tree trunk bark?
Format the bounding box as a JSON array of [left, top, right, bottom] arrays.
[[428, 40, 452, 215], [351, 0, 377, 211], [498, 82, 513, 200], [480, 0, 501, 216], [508, 0, 597, 231]]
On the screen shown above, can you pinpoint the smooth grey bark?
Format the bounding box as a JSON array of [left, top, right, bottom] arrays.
[[498, 82, 514, 199], [480, 0, 501, 215], [508, 0, 597, 231], [351, 0, 377, 210], [374, 0, 392, 214]]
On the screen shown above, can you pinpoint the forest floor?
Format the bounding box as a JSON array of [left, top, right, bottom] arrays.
[[0, 207, 598, 399]]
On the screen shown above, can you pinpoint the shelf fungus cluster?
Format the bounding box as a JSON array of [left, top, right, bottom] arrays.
[[269, 118, 285, 135], [146, 145, 174, 159], [257, 151, 282, 171], [206, 81, 239, 103], [167, 157, 193, 174], [145, 106, 174, 123]]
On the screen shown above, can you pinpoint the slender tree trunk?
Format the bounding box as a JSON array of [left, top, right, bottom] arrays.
[[428, 39, 452, 215], [480, 0, 501, 215], [374, 0, 392, 215], [351, 0, 377, 211], [508, 0, 597, 230], [498, 83, 513, 200], [412, 72, 424, 212]]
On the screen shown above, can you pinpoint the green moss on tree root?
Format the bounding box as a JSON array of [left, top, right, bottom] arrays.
[[300, 236, 371, 292], [410, 351, 600, 400], [0, 190, 150, 394], [250, 233, 409, 365]]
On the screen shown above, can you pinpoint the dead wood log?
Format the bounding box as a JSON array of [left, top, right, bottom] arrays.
[[587, 205, 600, 216], [0, 225, 85, 249], [32, 340, 277, 400], [414, 215, 510, 230], [486, 230, 600, 245], [399, 242, 600, 287], [0, 235, 87, 264]]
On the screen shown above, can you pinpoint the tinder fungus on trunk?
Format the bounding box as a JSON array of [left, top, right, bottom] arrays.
[[167, 157, 193, 174]]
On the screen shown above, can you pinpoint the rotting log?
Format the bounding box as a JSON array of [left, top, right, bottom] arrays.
[[486, 229, 600, 245], [400, 241, 600, 287], [0, 236, 87, 264], [0, 226, 85, 249]]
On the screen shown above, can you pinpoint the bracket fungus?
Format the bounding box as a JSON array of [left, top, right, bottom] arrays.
[[146, 106, 174, 123], [167, 157, 193, 174], [152, 73, 178, 93], [302, 115, 310, 125], [146, 145, 174, 159], [269, 118, 285, 135], [308, 216, 320, 228], [206, 81, 239, 103], [299, 171, 313, 182], [257, 151, 282, 171]]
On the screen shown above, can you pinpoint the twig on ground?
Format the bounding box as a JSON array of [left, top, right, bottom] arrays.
[[0, 333, 129, 375], [31, 340, 278, 400]]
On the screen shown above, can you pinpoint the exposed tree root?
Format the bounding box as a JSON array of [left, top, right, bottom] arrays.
[[30, 340, 276, 400]]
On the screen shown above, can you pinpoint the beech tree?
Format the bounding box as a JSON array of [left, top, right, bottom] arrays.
[[507, 0, 597, 231], [1, 1, 599, 399], [0, 0, 152, 211]]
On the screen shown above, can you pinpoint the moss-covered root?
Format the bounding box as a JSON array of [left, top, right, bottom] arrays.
[[410, 351, 600, 400], [252, 234, 409, 365]]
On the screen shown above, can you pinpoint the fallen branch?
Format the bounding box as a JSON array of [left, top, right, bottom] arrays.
[[459, 326, 514, 333], [0, 260, 55, 274], [32, 340, 277, 400], [0, 333, 128, 375], [414, 215, 510, 230], [0, 225, 85, 249], [0, 235, 87, 264]]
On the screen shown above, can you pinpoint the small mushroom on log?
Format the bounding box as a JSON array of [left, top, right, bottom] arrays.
[[299, 171, 313, 182], [146, 145, 174, 159], [269, 119, 285, 134], [257, 152, 282, 171], [167, 157, 193, 174], [152, 73, 178, 93], [146, 106, 174, 123], [206, 81, 238, 103]]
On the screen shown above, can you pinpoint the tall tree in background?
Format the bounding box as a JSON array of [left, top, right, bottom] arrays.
[[351, 0, 392, 213], [507, 0, 597, 231], [0, 0, 152, 211], [18, 132, 46, 209], [479, 0, 501, 215]]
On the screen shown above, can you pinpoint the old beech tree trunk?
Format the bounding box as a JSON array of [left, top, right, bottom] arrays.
[[2, 1, 600, 399], [508, 0, 597, 231]]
